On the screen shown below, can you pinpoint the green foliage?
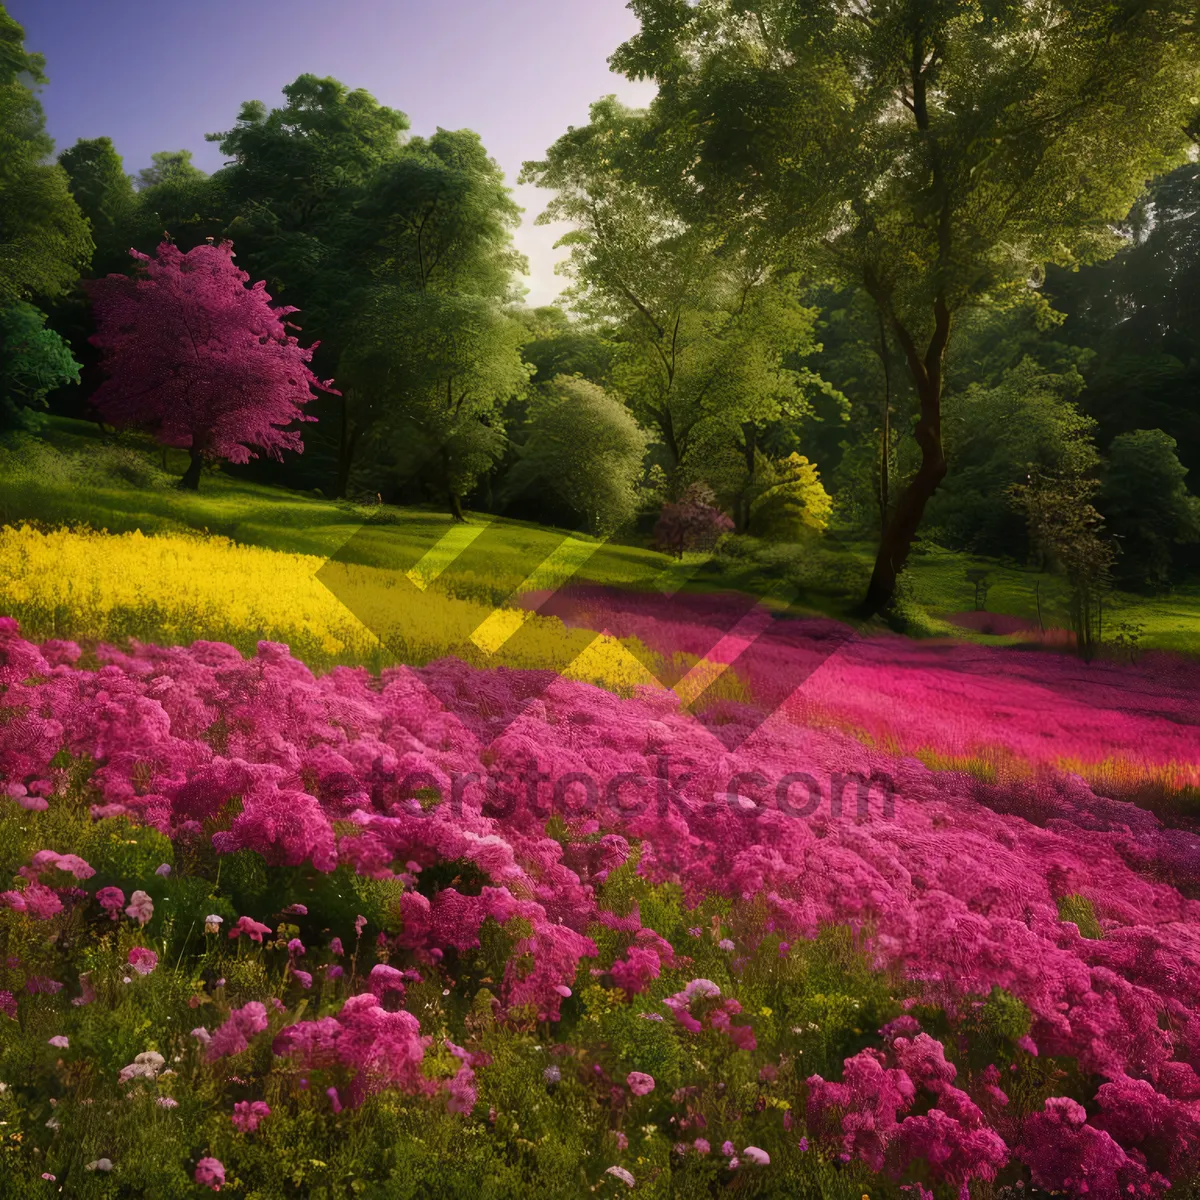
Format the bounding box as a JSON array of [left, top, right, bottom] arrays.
[[609, 0, 1200, 607], [135, 149, 207, 192], [748, 453, 832, 542], [929, 357, 1100, 556], [0, 303, 81, 428], [57, 136, 138, 273], [341, 291, 528, 512], [504, 375, 649, 535], [1056, 895, 1104, 941], [1099, 429, 1200, 591], [521, 96, 827, 512], [0, 7, 93, 307], [1010, 459, 1116, 659], [331, 128, 529, 510]]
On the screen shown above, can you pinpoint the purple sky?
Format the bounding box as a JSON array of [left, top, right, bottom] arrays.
[[9, 0, 656, 305]]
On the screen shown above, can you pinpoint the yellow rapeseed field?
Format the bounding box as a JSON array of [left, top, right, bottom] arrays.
[[0, 525, 712, 700]]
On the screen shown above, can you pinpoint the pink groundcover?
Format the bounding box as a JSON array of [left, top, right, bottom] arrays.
[[2, 611, 1200, 1192]]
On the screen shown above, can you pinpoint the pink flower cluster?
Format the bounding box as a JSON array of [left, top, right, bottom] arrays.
[[3, 614, 1200, 1189], [662, 979, 756, 1051]]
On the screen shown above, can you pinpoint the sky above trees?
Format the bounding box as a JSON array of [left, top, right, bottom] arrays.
[[8, 0, 656, 305]]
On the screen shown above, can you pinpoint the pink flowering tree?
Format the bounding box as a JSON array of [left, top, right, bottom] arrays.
[[86, 239, 337, 489]]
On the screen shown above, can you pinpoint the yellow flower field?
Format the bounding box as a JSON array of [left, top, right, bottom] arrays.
[[0, 524, 714, 699]]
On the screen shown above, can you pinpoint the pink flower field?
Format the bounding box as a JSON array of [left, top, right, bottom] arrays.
[[2, 598, 1200, 1196]]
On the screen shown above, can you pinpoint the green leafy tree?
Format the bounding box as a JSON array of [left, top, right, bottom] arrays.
[[57, 137, 137, 264], [927, 357, 1099, 556], [515, 305, 616, 386], [338, 129, 529, 511], [0, 300, 80, 427], [135, 149, 207, 191], [1048, 162, 1200, 477], [610, 0, 1200, 614], [749, 452, 833, 542], [204, 75, 411, 492], [1010, 468, 1114, 660], [0, 5, 92, 308], [1099, 429, 1200, 591], [339, 292, 529, 517], [521, 97, 826, 529], [504, 374, 649, 535]]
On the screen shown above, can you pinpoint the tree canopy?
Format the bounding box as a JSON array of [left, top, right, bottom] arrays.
[[0, 6, 92, 308], [87, 240, 336, 489], [609, 0, 1200, 611]]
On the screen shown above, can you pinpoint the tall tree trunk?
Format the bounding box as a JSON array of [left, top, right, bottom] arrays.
[[335, 390, 360, 499], [859, 296, 951, 617], [179, 445, 205, 491]]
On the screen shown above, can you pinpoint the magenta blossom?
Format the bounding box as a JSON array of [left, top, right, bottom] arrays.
[[231, 1100, 270, 1132], [627, 1071, 655, 1096], [194, 1157, 225, 1191], [128, 947, 158, 975], [125, 890, 153, 926], [229, 916, 272, 943], [96, 886, 124, 920]]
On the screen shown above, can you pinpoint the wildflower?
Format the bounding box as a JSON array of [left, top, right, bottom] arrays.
[[743, 1147, 769, 1166], [327, 1086, 343, 1113], [282, 904, 307, 915], [543, 1066, 561, 1084], [207, 1001, 269, 1060], [722, 1141, 735, 1156], [293, 970, 313, 989], [195, 1156, 225, 1191], [329, 937, 344, 956], [287, 938, 305, 956], [30, 850, 94, 879], [204, 914, 223, 934], [191, 1027, 211, 1045], [797, 1137, 808, 1152], [718, 939, 735, 952], [605, 1166, 635, 1187], [2, 884, 62, 920], [627, 1071, 655, 1096], [155, 863, 171, 877], [157, 1096, 178, 1108], [694, 1138, 710, 1154], [228, 916, 272, 943], [128, 947, 158, 975], [85, 1159, 113, 1171], [355, 914, 367, 937], [231, 1100, 270, 1132], [125, 890, 153, 926], [48, 1035, 68, 1048]]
